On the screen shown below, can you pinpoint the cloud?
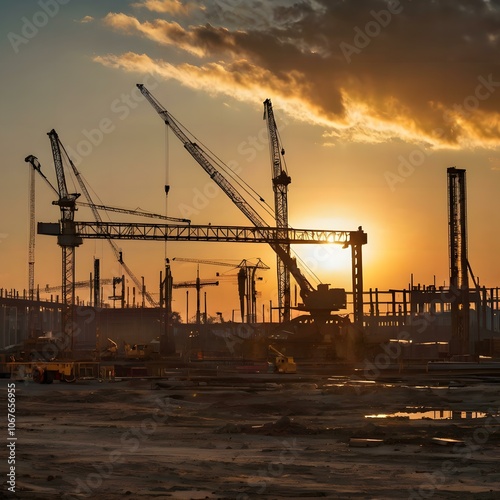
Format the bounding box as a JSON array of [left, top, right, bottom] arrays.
[[103, 13, 238, 57], [132, 0, 197, 16], [97, 0, 500, 149], [77, 15, 94, 23]]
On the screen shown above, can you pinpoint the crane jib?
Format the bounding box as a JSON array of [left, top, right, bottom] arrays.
[[137, 84, 361, 318]]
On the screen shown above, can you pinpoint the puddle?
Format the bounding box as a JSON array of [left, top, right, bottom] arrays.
[[326, 378, 397, 389], [365, 409, 488, 420]]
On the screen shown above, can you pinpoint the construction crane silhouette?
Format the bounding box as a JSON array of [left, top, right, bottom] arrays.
[[44, 278, 113, 293], [45, 129, 82, 354], [264, 98, 291, 323], [137, 84, 352, 323], [26, 139, 189, 308], [27, 157, 37, 300], [172, 266, 219, 324], [173, 257, 269, 323]]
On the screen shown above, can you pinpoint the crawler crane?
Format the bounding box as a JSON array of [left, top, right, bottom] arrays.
[[137, 84, 348, 323]]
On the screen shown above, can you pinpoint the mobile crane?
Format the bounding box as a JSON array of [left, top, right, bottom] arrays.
[[137, 84, 347, 323]]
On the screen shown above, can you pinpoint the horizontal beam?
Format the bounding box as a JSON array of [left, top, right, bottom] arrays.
[[38, 222, 367, 245]]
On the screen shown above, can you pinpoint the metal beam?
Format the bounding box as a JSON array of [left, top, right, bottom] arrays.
[[38, 222, 366, 245]]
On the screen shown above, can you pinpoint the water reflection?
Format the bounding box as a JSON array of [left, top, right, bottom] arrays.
[[365, 409, 488, 420]]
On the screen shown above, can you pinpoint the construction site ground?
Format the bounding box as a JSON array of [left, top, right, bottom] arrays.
[[2, 371, 500, 499]]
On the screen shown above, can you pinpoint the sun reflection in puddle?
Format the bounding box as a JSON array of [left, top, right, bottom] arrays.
[[365, 409, 488, 420]]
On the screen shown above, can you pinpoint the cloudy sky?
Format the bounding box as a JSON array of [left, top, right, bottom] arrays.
[[1, 0, 500, 320]]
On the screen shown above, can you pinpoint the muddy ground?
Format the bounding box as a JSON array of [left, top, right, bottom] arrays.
[[2, 371, 500, 499]]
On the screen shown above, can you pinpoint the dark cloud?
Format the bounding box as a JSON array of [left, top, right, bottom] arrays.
[[102, 0, 500, 147]]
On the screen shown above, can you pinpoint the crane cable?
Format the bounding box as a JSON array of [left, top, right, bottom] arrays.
[[173, 113, 277, 224], [168, 108, 323, 287]]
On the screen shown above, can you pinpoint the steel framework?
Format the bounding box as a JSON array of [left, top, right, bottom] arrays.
[[38, 221, 367, 322], [447, 167, 469, 355], [264, 98, 291, 323]]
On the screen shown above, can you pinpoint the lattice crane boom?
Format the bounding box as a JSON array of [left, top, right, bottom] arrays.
[[44, 278, 113, 293], [28, 131, 175, 309], [172, 257, 239, 268], [25, 156, 186, 223], [137, 85, 347, 319], [264, 98, 291, 323]]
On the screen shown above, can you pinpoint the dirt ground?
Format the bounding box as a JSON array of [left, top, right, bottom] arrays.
[[2, 371, 500, 499]]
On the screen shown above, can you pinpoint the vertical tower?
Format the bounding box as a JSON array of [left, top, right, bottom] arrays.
[[264, 99, 291, 323], [447, 167, 469, 355], [28, 165, 35, 300]]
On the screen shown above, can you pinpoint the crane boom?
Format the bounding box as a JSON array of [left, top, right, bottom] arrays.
[[25, 156, 187, 223], [49, 131, 159, 308], [137, 84, 346, 319], [173, 257, 240, 268], [264, 98, 291, 323], [77, 202, 189, 223], [44, 278, 113, 293], [25, 153, 181, 308]]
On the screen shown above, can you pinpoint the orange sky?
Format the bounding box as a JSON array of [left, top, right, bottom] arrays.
[[1, 0, 500, 321]]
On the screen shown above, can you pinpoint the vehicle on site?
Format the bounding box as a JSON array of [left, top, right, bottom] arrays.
[[268, 344, 297, 374], [0, 336, 100, 383], [125, 342, 152, 359]]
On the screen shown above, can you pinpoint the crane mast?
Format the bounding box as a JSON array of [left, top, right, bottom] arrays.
[[173, 257, 269, 323], [47, 130, 82, 355], [28, 161, 36, 300], [28, 131, 186, 313], [57, 136, 159, 307], [137, 84, 346, 321], [264, 98, 291, 323]]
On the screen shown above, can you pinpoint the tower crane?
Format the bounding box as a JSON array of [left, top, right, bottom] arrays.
[[172, 257, 269, 323], [264, 98, 291, 323], [39, 222, 368, 325], [24, 156, 189, 222], [26, 135, 189, 309], [137, 84, 347, 323], [28, 157, 36, 300], [172, 267, 219, 324], [47, 129, 82, 355]]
